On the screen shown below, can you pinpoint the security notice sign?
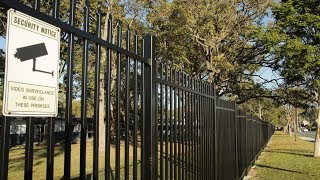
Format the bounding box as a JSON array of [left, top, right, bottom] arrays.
[[3, 9, 60, 117]]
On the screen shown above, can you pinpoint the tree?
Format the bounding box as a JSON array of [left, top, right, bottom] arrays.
[[0, 0, 149, 152], [239, 98, 287, 126], [265, 0, 320, 157], [146, 0, 276, 103]]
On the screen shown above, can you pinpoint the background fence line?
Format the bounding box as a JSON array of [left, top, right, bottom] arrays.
[[0, 1, 275, 179]]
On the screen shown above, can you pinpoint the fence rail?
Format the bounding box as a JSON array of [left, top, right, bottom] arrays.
[[0, 1, 275, 180]]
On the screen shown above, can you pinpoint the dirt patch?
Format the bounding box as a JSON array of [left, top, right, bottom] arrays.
[[246, 166, 258, 179]]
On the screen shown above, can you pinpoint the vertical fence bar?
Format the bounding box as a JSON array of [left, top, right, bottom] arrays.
[[137, 34, 145, 180], [207, 84, 210, 179], [203, 82, 206, 180], [196, 80, 200, 180], [170, 68, 173, 180], [208, 84, 211, 180], [165, 65, 169, 180], [178, 71, 181, 180], [203, 83, 207, 180], [93, 10, 101, 180], [50, 13, 59, 180], [245, 112, 248, 173], [141, 58, 145, 180], [47, 117, 55, 180], [160, 64, 164, 180], [191, 80, 194, 179], [154, 61, 159, 179], [64, 0, 76, 179], [190, 78, 193, 179], [199, 81, 202, 180], [182, 74, 186, 179], [186, 76, 190, 180], [80, 6, 89, 179], [192, 77, 195, 179], [174, 70, 177, 180], [152, 39, 158, 180], [142, 35, 155, 179], [192, 78, 195, 179], [115, 23, 122, 180], [189, 79, 192, 179], [105, 14, 113, 180], [200, 80, 203, 180], [234, 102, 239, 179], [133, 54, 138, 180], [214, 84, 217, 180], [207, 84, 210, 180], [48, 3, 59, 179], [202, 84, 205, 180], [0, 117, 10, 180], [209, 84, 212, 179], [211, 84, 214, 179], [49, 8, 59, 180], [52, 0, 59, 18], [24, 117, 34, 179], [32, 0, 40, 11], [124, 27, 130, 180], [205, 84, 209, 180]]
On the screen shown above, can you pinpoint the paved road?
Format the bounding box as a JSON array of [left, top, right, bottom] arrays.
[[299, 131, 316, 142], [299, 131, 316, 138]]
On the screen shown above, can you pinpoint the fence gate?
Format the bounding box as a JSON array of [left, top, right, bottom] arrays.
[[0, 1, 275, 180]]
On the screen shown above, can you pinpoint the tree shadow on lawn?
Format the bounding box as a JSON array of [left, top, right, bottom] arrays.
[[263, 149, 313, 157], [273, 133, 289, 136], [255, 164, 316, 177], [8, 144, 65, 172]]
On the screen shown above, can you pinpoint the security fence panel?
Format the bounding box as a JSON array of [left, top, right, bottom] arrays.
[[216, 99, 237, 180], [247, 116, 253, 165], [237, 110, 247, 179]]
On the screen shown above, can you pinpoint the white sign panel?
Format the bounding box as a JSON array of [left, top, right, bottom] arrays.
[[3, 9, 60, 117]]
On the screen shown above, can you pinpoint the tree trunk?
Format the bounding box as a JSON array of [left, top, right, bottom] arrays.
[[98, 12, 110, 152], [314, 89, 320, 157], [294, 107, 298, 142], [99, 11, 117, 152]]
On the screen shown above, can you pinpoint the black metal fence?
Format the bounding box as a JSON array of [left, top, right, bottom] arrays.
[[0, 1, 275, 180], [154, 67, 275, 180]]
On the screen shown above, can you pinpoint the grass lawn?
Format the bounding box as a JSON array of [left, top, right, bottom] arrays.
[[7, 139, 186, 179], [8, 140, 141, 180], [248, 131, 320, 180]]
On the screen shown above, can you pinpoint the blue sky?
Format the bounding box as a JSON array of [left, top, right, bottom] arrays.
[[252, 9, 282, 90], [0, 37, 5, 51]]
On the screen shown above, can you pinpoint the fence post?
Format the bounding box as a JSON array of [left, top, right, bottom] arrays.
[[0, 117, 10, 180], [234, 104, 239, 180], [213, 84, 218, 180], [143, 34, 157, 180], [245, 113, 248, 175], [24, 117, 35, 179]]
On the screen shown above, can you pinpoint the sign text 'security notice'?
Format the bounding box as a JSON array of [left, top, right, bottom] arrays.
[[3, 9, 60, 117]]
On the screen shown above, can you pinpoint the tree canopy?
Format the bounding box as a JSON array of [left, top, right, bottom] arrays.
[[264, 0, 320, 106], [263, 0, 320, 157]]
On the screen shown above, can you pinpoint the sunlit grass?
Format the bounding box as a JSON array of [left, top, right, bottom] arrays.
[[8, 139, 141, 179], [248, 131, 320, 180]]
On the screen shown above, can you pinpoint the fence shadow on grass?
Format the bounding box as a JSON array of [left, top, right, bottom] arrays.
[[255, 164, 305, 174], [263, 149, 314, 158]]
